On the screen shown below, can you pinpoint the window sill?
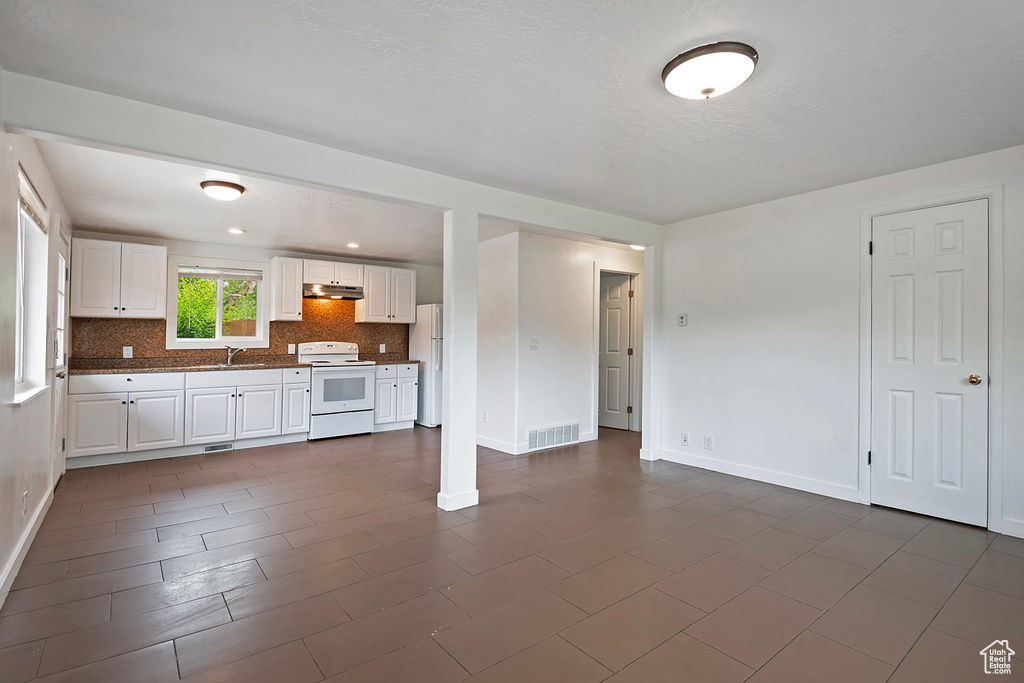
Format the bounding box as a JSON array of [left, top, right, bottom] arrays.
[[12, 384, 50, 408]]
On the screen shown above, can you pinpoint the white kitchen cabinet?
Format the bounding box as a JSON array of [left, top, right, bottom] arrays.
[[185, 387, 237, 445], [271, 256, 303, 321], [236, 384, 283, 440], [282, 383, 311, 434], [355, 266, 416, 323], [67, 392, 128, 457], [127, 390, 184, 452], [397, 376, 418, 422], [71, 238, 166, 318], [374, 377, 398, 424], [303, 259, 364, 287]]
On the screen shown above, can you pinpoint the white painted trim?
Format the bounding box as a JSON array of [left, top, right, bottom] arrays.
[[65, 432, 307, 469], [372, 420, 415, 433], [594, 267, 643, 435], [0, 489, 52, 610], [858, 185, 1005, 530], [640, 448, 661, 462], [660, 448, 861, 502], [437, 489, 479, 511], [476, 434, 521, 454], [1000, 518, 1024, 540]]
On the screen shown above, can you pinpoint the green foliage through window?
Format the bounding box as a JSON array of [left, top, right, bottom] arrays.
[[176, 273, 259, 340]]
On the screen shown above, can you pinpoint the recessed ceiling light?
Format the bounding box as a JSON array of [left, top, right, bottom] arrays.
[[227, 228, 246, 235], [662, 42, 758, 100], [201, 180, 245, 201], [630, 244, 646, 251], [347, 243, 360, 249]]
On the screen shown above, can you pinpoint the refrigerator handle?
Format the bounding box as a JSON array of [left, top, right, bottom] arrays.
[[434, 338, 442, 372], [434, 304, 442, 339]]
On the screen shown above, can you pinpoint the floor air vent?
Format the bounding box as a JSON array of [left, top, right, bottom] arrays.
[[203, 443, 234, 454], [528, 423, 580, 451]]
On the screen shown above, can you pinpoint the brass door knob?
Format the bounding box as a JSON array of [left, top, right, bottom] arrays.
[[968, 374, 983, 385]]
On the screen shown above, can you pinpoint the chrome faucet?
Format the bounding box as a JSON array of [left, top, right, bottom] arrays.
[[225, 345, 248, 366]]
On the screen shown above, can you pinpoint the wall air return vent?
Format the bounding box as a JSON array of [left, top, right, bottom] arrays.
[[203, 443, 234, 454], [528, 423, 580, 451]]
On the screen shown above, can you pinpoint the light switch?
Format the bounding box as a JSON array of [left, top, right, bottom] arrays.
[[122, 346, 133, 359], [678, 314, 688, 326], [530, 339, 539, 350], [288, 344, 296, 354], [379, 343, 386, 353]]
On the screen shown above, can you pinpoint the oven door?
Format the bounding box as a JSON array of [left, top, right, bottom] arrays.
[[311, 367, 375, 415]]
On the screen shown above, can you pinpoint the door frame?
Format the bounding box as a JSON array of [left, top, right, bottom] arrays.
[[595, 268, 643, 432], [858, 185, 1005, 532]]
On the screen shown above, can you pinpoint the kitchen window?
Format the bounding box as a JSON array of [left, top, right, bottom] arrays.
[[13, 167, 50, 405], [165, 256, 271, 349]]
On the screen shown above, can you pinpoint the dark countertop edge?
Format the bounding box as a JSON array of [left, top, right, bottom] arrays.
[[368, 360, 422, 365], [69, 363, 313, 375]]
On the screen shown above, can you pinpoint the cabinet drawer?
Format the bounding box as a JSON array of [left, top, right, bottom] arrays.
[[186, 368, 284, 389], [398, 364, 418, 378], [283, 367, 311, 383], [70, 372, 185, 395], [375, 364, 397, 379]]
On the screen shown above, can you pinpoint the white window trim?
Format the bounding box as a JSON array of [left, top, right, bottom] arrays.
[[165, 255, 271, 350]]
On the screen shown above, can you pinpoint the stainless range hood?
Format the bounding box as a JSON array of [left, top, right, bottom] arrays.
[[303, 284, 363, 300]]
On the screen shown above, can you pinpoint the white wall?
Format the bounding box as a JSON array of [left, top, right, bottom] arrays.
[[660, 144, 1024, 535], [478, 232, 643, 453], [477, 233, 519, 451], [0, 130, 72, 603], [74, 229, 444, 304]]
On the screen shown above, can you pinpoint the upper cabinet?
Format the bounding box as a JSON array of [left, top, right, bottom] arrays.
[[271, 256, 303, 321], [303, 259, 364, 287], [355, 266, 416, 323], [71, 238, 167, 318]]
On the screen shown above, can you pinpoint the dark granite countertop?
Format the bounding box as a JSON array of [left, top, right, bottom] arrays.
[[69, 362, 312, 375], [368, 359, 422, 365]]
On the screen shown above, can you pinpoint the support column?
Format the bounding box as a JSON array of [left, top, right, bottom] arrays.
[[640, 246, 662, 461], [438, 207, 480, 511]]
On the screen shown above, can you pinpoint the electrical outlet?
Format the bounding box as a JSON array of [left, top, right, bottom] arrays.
[[678, 313, 688, 326], [530, 338, 539, 350], [288, 343, 296, 354], [21, 491, 27, 516], [704, 435, 714, 451], [379, 343, 386, 353], [482, 411, 489, 423], [122, 346, 133, 359], [681, 432, 690, 447]]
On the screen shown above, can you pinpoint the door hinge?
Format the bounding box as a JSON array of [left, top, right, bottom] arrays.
[[868, 241, 873, 255], [628, 290, 634, 298], [627, 348, 633, 356], [867, 450, 872, 465], [626, 406, 633, 414]]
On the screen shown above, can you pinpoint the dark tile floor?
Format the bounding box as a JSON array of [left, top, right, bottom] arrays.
[[1, 427, 1021, 682]]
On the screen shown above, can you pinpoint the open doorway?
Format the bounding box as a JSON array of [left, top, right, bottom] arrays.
[[599, 270, 641, 432]]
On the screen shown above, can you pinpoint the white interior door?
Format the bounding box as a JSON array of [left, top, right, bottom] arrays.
[[52, 230, 71, 482], [599, 273, 631, 430], [871, 199, 989, 526]]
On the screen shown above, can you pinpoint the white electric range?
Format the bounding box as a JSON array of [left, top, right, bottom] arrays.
[[298, 342, 376, 439]]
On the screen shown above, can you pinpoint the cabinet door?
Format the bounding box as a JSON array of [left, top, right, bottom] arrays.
[[120, 243, 167, 318], [303, 259, 335, 285], [282, 383, 311, 434], [334, 262, 364, 287], [357, 265, 392, 322], [374, 378, 397, 424], [397, 377, 418, 422], [67, 393, 128, 457], [128, 390, 184, 452], [185, 387, 236, 445], [70, 238, 121, 317], [390, 268, 417, 323], [236, 384, 283, 439], [272, 257, 303, 321]]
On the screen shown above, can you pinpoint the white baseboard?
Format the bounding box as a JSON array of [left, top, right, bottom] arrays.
[[437, 489, 479, 511], [659, 448, 861, 502], [66, 433, 308, 469], [640, 448, 661, 461], [999, 517, 1024, 540], [476, 434, 520, 454], [373, 421, 414, 433], [0, 489, 52, 611]]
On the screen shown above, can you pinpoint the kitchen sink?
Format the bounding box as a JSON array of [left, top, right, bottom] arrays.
[[184, 363, 269, 369]]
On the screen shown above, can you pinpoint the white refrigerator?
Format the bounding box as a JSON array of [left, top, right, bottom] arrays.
[[409, 303, 442, 427]]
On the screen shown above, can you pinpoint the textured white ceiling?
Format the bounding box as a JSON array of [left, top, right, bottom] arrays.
[[35, 139, 446, 265], [3, 1, 1023, 223]]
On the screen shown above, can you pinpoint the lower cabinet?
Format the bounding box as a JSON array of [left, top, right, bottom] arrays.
[[397, 377, 418, 422], [67, 392, 129, 457], [184, 387, 237, 445], [283, 383, 311, 434], [374, 364, 418, 428], [374, 378, 398, 424], [236, 384, 283, 440], [127, 390, 184, 451]]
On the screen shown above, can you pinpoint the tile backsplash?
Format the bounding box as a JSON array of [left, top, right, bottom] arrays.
[[71, 299, 410, 367]]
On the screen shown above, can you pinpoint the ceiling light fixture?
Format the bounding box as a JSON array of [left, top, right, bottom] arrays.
[[630, 244, 646, 251], [227, 228, 246, 235], [201, 180, 245, 201], [662, 42, 758, 100], [347, 243, 360, 248]]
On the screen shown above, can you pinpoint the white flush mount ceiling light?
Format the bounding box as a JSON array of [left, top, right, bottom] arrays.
[[662, 42, 758, 99], [347, 243, 360, 248], [227, 228, 246, 235], [630, 244, 646, 251], [201, 180, 245, 201]]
